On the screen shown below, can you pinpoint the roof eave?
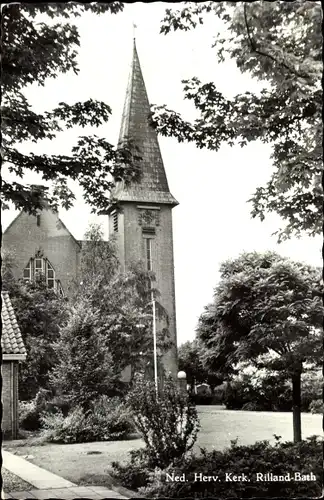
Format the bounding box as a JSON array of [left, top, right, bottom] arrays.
[[2, 353, 27, 361], [113, 192, 179, 207]]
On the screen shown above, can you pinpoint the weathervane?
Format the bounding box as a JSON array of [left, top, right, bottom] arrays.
[[133, 22, 137, 40]]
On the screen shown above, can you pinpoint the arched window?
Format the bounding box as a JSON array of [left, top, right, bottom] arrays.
[[23, 257, 64, 297]]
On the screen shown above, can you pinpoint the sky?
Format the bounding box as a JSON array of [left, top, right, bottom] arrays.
[[2, 2, 321, 345]]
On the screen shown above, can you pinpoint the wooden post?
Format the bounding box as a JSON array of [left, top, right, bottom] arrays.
[[292, 371, 302, 442]]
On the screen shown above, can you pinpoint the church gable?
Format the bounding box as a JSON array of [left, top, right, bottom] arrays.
[[3, 209, 81, 295], [4, 209, 80, 243]]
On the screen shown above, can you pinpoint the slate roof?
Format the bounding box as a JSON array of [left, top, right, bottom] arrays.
[[1, 292, 27, 357], [112, 40, 178, 207]]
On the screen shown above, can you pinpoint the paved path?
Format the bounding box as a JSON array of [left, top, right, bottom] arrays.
[[2, 451, 127, 499], [3, 486, 126, 499]]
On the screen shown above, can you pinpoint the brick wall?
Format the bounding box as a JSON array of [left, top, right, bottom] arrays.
[[2, 361, 18, 438], [3, 210, 81, 295]]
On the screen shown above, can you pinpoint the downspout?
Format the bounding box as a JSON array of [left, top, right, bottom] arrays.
[[11, 362, 15, 439]]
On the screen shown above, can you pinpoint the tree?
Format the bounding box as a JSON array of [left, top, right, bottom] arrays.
[[151, 1, 322, 241], [49, 303, 121, 409], [178, 340, 222, 392], [2, 3, 141, 214], [196, 251, 322, 442], [77, 223, 119, 289], [178, 341, 202, 391], [1, 250, 18, 293], [2, 266, 69, 400], [51, 224, 172, 407], [72, 224, 172, 379]]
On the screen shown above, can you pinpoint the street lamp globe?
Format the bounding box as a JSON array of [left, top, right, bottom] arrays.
[[177, 370, 186, 380]]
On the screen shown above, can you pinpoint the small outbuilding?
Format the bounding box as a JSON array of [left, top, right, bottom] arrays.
[[1, 291, 27, 439]]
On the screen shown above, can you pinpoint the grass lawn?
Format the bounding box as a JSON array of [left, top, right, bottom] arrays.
[[3, 407, 322, 487], [196, 406, 322, 450]]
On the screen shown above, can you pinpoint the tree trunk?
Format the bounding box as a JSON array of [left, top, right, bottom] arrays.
[[291, 372, 302, 442]]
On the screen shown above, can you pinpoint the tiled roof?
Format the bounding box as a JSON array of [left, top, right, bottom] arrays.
[[1, 292, 26, 357], [112, 40, 178, 207]]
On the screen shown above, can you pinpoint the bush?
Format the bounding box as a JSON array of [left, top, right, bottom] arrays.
[[88, 395, 135, 440], [190, 385, 225, 405], [137, 436, 322, 498], [44, 395, 71, 417], [111, 449, 152, 490], [192, 394, 214, 405], [241, 401, 264, 411], [126, 374, 200, 468], [301, 370, 322, 411], [19, 400, 40, 431], [309, 399, 323, 414], [41, 407, 91, 443], [225, 369, 323, 413], [40, 396, 134, 443], [224, 375, 293, 411], [223, 379, 249, 410], [19, 389, 52, 431], [211, 384, 226, 404]]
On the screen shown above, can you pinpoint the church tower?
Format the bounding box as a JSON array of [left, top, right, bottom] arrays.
[[108, 40, 178, 379]]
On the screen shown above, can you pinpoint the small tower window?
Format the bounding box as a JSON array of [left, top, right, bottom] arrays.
[[36, 215, 41, 226], [146, 238, 153, 271]]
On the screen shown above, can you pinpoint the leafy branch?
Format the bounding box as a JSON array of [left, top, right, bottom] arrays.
[[243, 3, 310, 80]]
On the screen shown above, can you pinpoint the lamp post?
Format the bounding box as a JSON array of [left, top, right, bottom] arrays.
[[136, 288, 158, 397], [151, 290, 158, 398], [177, 370, 187, 395]]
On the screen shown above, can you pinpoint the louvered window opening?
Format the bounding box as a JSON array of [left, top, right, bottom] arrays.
[[113, 212, 118, 232]]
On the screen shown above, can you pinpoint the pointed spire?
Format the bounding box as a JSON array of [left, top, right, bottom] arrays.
[[114, 41, 178, 206]]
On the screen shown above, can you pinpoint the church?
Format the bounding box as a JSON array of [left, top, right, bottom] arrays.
[[3, 41, 179, 378]]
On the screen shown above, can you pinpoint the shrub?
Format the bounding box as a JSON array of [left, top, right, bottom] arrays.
[[88, 395, 135, 440], [211, 384, 225, 404], [41, 407, 91, 443], [301, 369, 322, 411], [44, 395, 71, 417], [126, 374, 200, 468], [40, 396, 134, 443], [241, 401, 264, 411], [111, 449, 151, 490], [19, 389, 52, 431], [192, 394, 214, 405], [139, 436, 322, 498], [223, 379, 249, 410], [224, 375, 293, 411], [191, 385, 223, 405], [225, 369, 323, 413], [19, 400, 40, 431], [273, 386, 293, 411], [309, 399, 323, 414]]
